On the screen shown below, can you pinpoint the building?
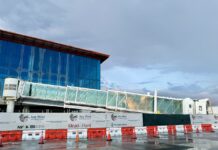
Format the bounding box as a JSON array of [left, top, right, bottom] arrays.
[[0, 30, 109, 92], [0, 29, 109, 112], [182, 98, 211, 115]]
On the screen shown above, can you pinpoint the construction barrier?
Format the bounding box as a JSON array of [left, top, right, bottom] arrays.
[[176, 125, 184, 133], [87, 128, 106, 139], [45, 129, 67, 140], [192, 124, 202, 133], [0, 123, 217, 143], [121, 127, 134, 137], [0, 130, 22, 142], [67, 129, 87, 139], [167, 125, 176, 135], [146, 126, 158, 137], [158, 126, 168, 134], [201, 124, 214, 132], [22, 130, 44, 140], [143, 114, 191, 126], [184, 124, 193, 133], [135, 127, 147, 135], [107, 128, 122, 137]]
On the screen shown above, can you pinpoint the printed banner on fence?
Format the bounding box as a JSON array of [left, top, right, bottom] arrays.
[[0, 113, 67, 130], [0, 112, 143, 131], [190, 115, 218, 125], [68, 113, 91, 129], [91, 113, 110, 128], [107, 113, 143, 128]]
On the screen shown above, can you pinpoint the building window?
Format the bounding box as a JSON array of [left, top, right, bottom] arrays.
[[189, 104, 192, 108], [199, 106, 202, 111]]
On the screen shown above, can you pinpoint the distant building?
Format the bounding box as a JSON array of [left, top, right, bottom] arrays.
[[0, 29, 109, 93], [0, 29, 109, 112], [183, 98, 211, 115]]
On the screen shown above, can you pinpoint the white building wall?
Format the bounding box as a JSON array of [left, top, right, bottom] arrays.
[[183, 98, 194, 114], [195, 99, 208, 114], [183, 98, 209, 115]]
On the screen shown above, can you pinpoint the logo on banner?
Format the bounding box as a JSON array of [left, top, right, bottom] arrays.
[[111, 114, 117, 121], [70, 114, 78, 121], [19, 114, 29, 122]]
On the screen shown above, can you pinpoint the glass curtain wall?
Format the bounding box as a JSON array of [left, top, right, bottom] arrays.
[[157, 97, 183, 114], [0, 40, 101, 96]]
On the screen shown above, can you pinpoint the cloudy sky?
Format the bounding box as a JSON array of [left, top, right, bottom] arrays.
[[0, 0, 218, 104]]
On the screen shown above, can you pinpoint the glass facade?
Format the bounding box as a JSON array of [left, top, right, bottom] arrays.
[[157, 97, 183, 114], [21, 81, 184, 114], [21, 81, 155, 113], [0, 40, 101, 96]]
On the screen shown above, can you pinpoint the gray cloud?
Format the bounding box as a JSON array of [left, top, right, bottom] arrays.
[[0, 0, 218, 103]]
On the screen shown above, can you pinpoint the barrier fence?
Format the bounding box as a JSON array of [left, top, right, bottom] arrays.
[[142, 114, 191, 126], [0, 113, 143, 131], [0, 113, 218, 143], [0, 124, 217, 142]]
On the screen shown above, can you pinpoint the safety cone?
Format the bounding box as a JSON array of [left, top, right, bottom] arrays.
[[75, 130, 79, 143], [38, 131, 44, 144], [131, 129, 137, 139], [106, 131, 112, 141], [0, 134, 3, 147]]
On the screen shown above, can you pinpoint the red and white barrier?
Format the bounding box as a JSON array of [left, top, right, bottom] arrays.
[[67, 129, 87, 139], [192, 125, 202, 133], [107, 128, 122, 137], [176, 125, 184, 133], [0, 124, 217, 142], [22, 130, 44, 141], [135, 127, 147, 135], [158, 126, 168, 134]]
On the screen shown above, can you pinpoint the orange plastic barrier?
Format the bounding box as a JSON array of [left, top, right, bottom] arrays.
[[0, 130, 22, 142], [45, 129, 67, 140], [184, 124, 193, 133], [201, 124, 213, 132], [87, 128, 106, 139], [121, 127, 134, 137], [167, 125, 176, 135], [146, 126, 158, 137]]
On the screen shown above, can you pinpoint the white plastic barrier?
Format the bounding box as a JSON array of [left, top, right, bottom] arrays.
[[192, 124, 202, 132], [158, 126, 168, 134], [22, 130, 44, 140], [107, 128, 122, 137], [67, 129, 87, 139], [135, 127, 147, 135], [176, 125, 184, 133]]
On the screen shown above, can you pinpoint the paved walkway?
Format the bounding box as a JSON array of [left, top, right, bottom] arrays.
[[1, 132, 218, 150]]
